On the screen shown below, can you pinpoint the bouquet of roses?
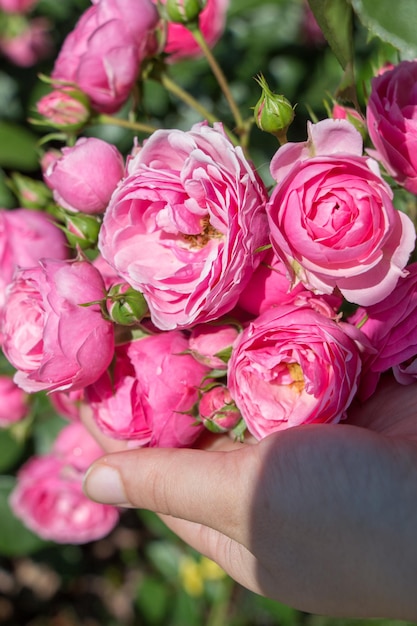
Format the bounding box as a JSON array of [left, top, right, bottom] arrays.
[[1, 0, 417, 546]]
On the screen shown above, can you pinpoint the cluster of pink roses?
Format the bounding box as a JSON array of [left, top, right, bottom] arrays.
[[2, 0, 417, 545]]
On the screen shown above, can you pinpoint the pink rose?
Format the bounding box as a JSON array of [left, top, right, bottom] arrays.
[[0, 0, 38, 12], [227, 304, 363, 439], [0, 17, 52, 67], [156, 0, 229, 60], [2, 258, 114, 393], [10, 422, 119, 544], [199, 385, 241, 433], [44, 137, 124, 214], [99, 122, 269, 330], [51, 0, 159, 113], [267, 119, 416, 306], [349, 262, 417, 398], [49, 389, 84, 421], [189, 323, 239, 370], [0, 376, 28, 427], [367, 60, 417, 194], [85, 332, 210, 447], [0, 208, 68, 313]]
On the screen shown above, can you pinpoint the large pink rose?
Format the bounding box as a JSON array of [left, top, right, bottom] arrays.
[[1, 258, 114, 393], [267, 119, 416, 307], [227, 304, 363, 439], [349, 262, 417, 399], [367, 60, 417, 195], [44, 137, 124, 214], [0, 376, 28, 427], [99, 122, 269, 330], [10, 422, 119, 544], [155, 0, 229, 60], [51, 0, 159, 113], [0, 208, 68, 313], [85, 332, 210, 447]]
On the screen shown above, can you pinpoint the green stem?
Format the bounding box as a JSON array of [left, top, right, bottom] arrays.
[[160, 73, 218, 125], [189, 25, 244, 135], [93, 114, 157, 135], [160, 72, 239, 146]]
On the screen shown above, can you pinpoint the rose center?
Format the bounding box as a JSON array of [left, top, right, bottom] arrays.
[[182, 216, 223, 249]]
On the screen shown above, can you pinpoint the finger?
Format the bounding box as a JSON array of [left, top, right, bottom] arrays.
[[83, 444, 256, 545], [158, 514, 263, 595]]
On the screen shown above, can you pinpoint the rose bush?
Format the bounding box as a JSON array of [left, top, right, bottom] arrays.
[[99, 122, 269, 330], [1, 259, 114, 393], [227, 303, 363, 439], [10, 422, 119, 543], [367, 60, 417, 194], [44, 137, 125, 214], [266, 119, 416, 306], [85, 331, 210, 446], [51, 0, 159, 113]]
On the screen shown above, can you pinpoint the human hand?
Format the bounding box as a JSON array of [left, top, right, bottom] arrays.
[[82, 374, 417, 620]]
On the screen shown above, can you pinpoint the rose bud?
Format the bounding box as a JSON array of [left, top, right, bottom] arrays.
[[106, 283, 149, 326], [165, 0, 206, 24], [199, 385, 241, 433], [9, 173, 53, 210], [35, 87, 91, 133], [189, 323, 239, 370], [62, 211, 101, 250], [254, 74, 294, 143]]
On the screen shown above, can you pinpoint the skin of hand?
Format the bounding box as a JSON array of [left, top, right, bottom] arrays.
[[82, 373, 417, 620]]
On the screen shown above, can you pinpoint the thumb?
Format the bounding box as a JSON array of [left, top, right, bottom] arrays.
[[83, 445, 255, 544]]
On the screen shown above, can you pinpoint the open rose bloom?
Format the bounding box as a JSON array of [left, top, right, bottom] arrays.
[[99, 122, 269, 330]]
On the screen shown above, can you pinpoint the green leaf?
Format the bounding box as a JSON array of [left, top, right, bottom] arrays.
[[0, 428, 25, 473], [0, 476, 48, 556], [0, 121, 39, 172], [350, 0, 417, 57], [307, 0, 354, 70]]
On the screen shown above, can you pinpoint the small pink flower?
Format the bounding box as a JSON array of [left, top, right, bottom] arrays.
[[36, 88, 90, 131], [0, 0, 38, 13], [267, 119, 416, 306], [156, 0, 229, 61], [10, 422, 119, 544], [367, 60, 417, 194], [2, 258, 114, 393], [227, 304, 363, 439], [44, 137, 124, 215], [0, 376, 28, 427], [51, 0, 159, 113], [85, 332, 210, 447], [99, 122, 269, 330]]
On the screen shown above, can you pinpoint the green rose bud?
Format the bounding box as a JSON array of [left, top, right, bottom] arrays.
[[254, 74, 295, 144], [62, 212, 101, 250], [165, 0, 206, 25], [35, 87, 91, 133], [9, 173, 53, 210], [107, 283, 149, 326]]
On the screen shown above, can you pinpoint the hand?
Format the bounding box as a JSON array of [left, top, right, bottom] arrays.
[[82, 374, 417, 620]]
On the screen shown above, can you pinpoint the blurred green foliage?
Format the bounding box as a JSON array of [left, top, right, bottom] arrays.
[[0, 0, 415, 624]]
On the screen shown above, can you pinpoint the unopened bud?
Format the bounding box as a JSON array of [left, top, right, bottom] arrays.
[[107, 283, 149, 326], [35, 87, 91, 132], [332, 103, 367, 139], [199, 386, 241, 434], [9, 173, 52, 210], [254, 74, 294, 143], [62, 212, 100, 249], [165, 0, 206, 25]]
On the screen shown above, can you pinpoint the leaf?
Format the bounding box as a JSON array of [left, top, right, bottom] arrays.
[[0, 121, 39, 172], [350, 0, 417, 58], [0, 476, 47, 556], [307, 0, 354, 70]]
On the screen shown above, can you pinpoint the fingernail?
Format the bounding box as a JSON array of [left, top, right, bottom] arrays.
[[83, 464, 131, 507]]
